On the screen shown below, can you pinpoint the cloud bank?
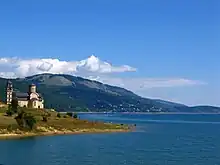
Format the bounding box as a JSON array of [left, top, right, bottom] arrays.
[[0, 55, 136, 78], [0, 55, 204, 92], [88, 76, 205, 91]]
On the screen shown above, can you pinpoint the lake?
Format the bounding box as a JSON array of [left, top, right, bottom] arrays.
[[1, 113, 220, 165]]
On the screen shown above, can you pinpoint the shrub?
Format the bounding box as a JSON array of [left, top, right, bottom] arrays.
[[24, 113, 36, 130], [11, 99, 18, 113], [57, 113, 61, 118], [42, 116, 48, 122], [42, 113, 49, 122], [6, 109, 13, 116], [73, 113, 78, 119], [15, 111, 25, 127], [6, 99, 19, 116], [63, 115, 67, 118], [15, 111, 36, 130], [66, 112, 73, 117]]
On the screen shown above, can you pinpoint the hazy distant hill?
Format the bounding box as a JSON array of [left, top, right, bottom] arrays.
[[0, 73, 219, 113]]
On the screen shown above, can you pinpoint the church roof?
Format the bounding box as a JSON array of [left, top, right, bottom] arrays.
[[13, 92, 43, 101], [13, 92, 28, 101], [14, 92, 29, 98]]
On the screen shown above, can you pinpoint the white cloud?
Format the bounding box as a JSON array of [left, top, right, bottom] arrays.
[[0, 55, 136, 78], [86, 76, 205, 91], [76, 55, 136, 74], [0, 55, 204, 91]]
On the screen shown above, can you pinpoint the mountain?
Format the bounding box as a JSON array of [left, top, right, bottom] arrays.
[[0, 73, 219, 113]]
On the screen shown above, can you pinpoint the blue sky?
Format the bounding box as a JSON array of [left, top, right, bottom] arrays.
[[0, 0, 219, 106]]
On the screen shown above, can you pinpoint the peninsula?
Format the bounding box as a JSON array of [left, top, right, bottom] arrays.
[[0, 80, 131, 139], [0, 106, 131, 139]]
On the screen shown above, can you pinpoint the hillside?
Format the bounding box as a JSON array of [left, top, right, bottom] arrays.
[[0, 74, 219, 113]]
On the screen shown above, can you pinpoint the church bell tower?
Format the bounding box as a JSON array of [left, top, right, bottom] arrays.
[[6, 80, 13, 104]]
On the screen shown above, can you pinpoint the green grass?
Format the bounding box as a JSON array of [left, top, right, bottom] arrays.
[[0, 107, 130, 134], [0, 106, 8, 114]]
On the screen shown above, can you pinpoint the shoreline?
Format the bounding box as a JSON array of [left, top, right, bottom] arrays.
[[121, 112, 220, 115], [0, 128, 131, 140], [76, 112, 220, 115]]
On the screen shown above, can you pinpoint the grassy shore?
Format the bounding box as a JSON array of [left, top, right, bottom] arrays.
[[0, 107, 131, 139]]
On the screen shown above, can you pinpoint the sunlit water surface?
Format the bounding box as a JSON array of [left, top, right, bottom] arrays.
[[1, 113, 220, 165]]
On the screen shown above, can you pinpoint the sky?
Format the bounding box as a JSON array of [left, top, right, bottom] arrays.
[[0, 0, 219, 106]]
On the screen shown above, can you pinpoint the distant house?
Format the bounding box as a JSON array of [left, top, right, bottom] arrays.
[[6, 81, 44, 109]]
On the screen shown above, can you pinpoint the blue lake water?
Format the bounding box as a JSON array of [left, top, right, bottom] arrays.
[[1, 113, 220, 165]]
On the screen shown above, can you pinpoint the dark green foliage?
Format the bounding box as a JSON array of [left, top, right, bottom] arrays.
[[42, 112, 51, 122], [24, 113, 36, 130], [15, 111, 26, 128], [66, 112, 73, 117], [15, 111, 36, 130], [57, 113, 61, 118], [6, 109, 13, 116], [6, 99, 19, 116], [11, 99, 18, 113], [73, 113, 78, 119], [42, 116, 48, 122], [6, 105, 14, 116]]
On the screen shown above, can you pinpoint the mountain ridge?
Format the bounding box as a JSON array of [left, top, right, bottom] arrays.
[[0, 73, 219, 113]]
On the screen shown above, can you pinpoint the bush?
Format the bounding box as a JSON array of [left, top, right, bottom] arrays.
[[15, 111, 36, 130], [42, 116, 48, 122], [73, 113, 78, 119], [15, 111, 25, 127], [42, 113, 49, 122], [66, 112, 73, 117], [6, 109, 13, 116], [6, 99, 19, 116], [57, 113, 61, 118], [11, 99, 18, 113], [24, 113, 36, 130]]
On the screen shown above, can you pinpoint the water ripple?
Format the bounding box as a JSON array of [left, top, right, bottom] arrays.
[[1, 114, 220, 165]]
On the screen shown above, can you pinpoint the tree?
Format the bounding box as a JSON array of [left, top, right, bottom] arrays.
[[15, 111, 26, 128], [6, 104, 14, 116], [42, 112, 50, 122], [24, 113, 36, 130], [6, 108, 13, 116], [15, 111, 36, 130], [11, 99, 18, 113], [42, 116, 48, 122], [66, 112, 73, 117], [57, 113, 61, 118], [73, 113, 78, 119]]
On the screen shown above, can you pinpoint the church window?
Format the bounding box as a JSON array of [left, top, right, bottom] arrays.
[[34, 101, 36, 106]]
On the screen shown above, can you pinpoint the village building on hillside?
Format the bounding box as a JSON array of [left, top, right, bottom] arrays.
[[6, 81, 44, 109]]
